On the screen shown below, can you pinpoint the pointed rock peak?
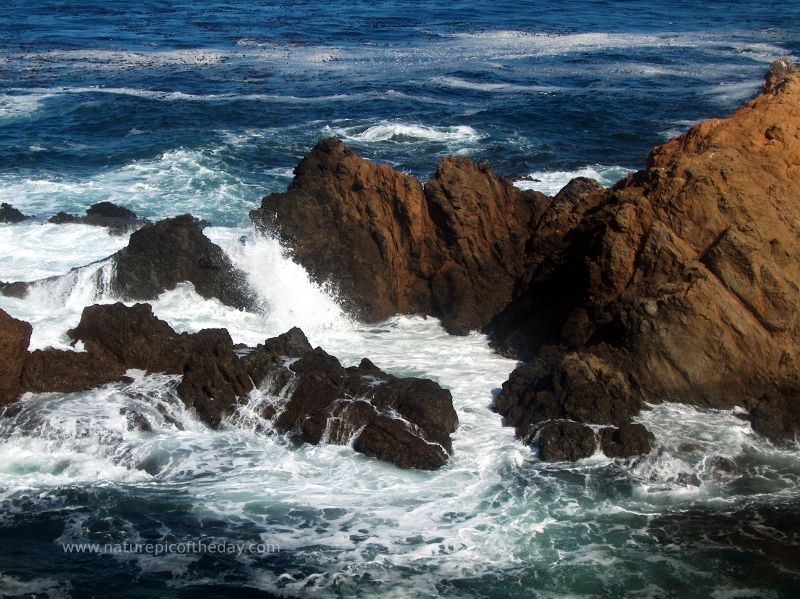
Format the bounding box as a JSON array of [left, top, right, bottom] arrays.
[[764, 57, 798, 93]]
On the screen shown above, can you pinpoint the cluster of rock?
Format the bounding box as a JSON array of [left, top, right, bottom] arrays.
[[0, 304, 457, 470], [251, 60, 800, 460], [48, 201, 149, 234], [0, 202, 30, 223]]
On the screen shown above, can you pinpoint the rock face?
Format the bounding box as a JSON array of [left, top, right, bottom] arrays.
[[243, 329, 458, 469], [0, 203, 30, 223], [110, 214, 255, 310], [491, 60, 800, 451], [48, 201, 147, 233], [0, 310, 32, 407], [21, 349, 128, 394], [251, 138, 545, 334]]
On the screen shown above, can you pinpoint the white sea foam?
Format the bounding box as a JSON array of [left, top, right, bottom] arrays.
[[0, 93, 53, 122], [326, 122, 483, 145], [514, 165, 631, 195]]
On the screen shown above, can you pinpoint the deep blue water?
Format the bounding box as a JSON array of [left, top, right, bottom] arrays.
[[1, 2, 800, 598]]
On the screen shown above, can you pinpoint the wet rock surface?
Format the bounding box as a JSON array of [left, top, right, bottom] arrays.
[[245, 330, 458, 469], [0, 202, 30, 223], [250, 137, 545, 335], [48, 201, 148, 233], [0, 309, 32, 407]]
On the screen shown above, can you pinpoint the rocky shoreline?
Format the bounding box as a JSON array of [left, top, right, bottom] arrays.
[[2, 60, 799, 466]]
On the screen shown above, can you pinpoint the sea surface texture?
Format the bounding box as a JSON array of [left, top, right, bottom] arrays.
[[1, 2, 799, 597]]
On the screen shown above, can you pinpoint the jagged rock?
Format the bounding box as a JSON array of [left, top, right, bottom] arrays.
[[110, 214, 255, 310], [251, 138, 546, 334], [0, 281, 29, 299], [489, 60, 800, 453], [534, 420, 597, 462], [599, 423, 654, 458], [0, 309, 31, 407], [47, 201, 147, 233], [68, 303, 254, 427], [246, 331, 458, 469], [21, 349, 128, 393], [0, 203, 30, 223]]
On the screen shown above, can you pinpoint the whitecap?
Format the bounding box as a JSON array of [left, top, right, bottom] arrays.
[[326, 122, 483, 144], [514, 165, 631, 195]]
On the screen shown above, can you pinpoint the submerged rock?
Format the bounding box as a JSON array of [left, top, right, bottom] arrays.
[[244, 329, 458, 469], [0, 309, 32, 407], [0, 202, 30, 223], [250, 138, 545, 335], [47, 201, 147, 233]]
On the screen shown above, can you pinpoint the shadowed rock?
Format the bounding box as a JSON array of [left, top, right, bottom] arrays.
[[535, 420, 597, 462], [0, 203, 30, 223], [110, 214, 255, 310], [0, 309, 32, 407], [21, 349, 129, 393]]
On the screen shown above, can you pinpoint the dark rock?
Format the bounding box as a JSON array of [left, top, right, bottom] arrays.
[[748, 389, 800, 445], [0, 281, 29, 299], [534, 420, 597, 462], [0, 309, 31, 407], [110, 214, 255, 310], [123, 409, 153, 433], [495, 348, 643, 439], [0, 203, 30, 223], [21, 349, 128, 393], [250, 138, 546, 335], [247, 332, 457, 469], [48, 211, 83, 225], [599, 423, 654, 458], [68, 303, 186, 373], [68, 303, 254, 428], [48, 202, 146, 233], [176, 329, 254, 428]]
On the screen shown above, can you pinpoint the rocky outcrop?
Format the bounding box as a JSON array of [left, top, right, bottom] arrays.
[[109, 214, 255, 310], [2, 214, 256, 311], [243, 331, 458, 470], [0, 203, 30, 223], [0, 310, 32, 407], [67, 303, 254, 427], [250, 138, 546, 334], [491, 60, 800, 452], [48, 201, 147, 233], [3, 304, 457, 468]]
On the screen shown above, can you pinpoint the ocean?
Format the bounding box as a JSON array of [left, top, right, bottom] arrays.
[[1, 1, 799, 597]]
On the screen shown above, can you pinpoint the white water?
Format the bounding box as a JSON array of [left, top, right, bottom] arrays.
[[1, 222, 799, 597], [514, 165, 632, 195]]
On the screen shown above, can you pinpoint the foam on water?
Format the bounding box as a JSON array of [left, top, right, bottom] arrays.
[[514, 165, 631, 195], [325, 122, 483, 145], [1, 220, 800, 595]]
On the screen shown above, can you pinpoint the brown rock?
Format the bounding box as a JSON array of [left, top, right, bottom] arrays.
[[247, 332, 458, 469], [0, 309, 31, 407], [534, 420, 597, 462], [599, 423, 654, 458], [489, 61, 800, 451], [250, 138, 545, 334], [21, 349, 128, 393]]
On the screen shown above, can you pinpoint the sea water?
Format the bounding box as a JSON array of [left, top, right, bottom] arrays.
[[1, 2, 799, 597]]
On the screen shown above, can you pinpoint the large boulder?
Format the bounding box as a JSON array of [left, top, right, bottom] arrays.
[[250, 138, 545, 334], [244, 331, 458, 469], [0, 309, 32, 407], [110, 215, 255, 309], [490, 60, 800, 451]]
